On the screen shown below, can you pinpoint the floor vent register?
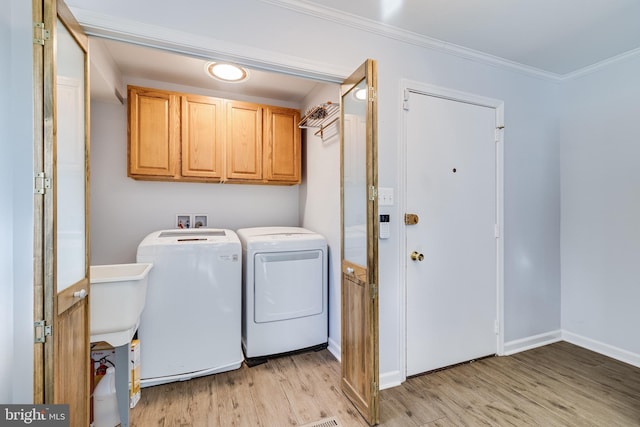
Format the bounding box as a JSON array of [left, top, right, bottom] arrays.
[[300, 416, 342, 427]]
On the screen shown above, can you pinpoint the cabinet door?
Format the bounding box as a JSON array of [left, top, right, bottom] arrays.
[[182, 94, 224, 179], [264, 106, 301, 184], [128, 86, 180, 177], [225, 100, 263, 181]]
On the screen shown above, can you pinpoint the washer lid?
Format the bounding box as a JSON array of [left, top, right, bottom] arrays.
[[138, 228, 240, 247]]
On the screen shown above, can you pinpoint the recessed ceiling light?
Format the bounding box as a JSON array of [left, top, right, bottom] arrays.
[[205, 62, 248, 83]]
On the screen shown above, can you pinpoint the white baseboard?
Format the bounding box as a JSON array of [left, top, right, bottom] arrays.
[[502, 329, 562, 355], [327, 337, 341, 362], [562, 330, 640, 368], [379, 370, 404, 390], [327, 338, 403, 390], [331, 331, 638, 394]]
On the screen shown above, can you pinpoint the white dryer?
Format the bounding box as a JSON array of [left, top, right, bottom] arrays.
[[136, 229, 242, 387], [237, 227, 328, 360]]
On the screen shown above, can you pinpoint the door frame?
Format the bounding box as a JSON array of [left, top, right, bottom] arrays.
[[398, 80, 505, 380]]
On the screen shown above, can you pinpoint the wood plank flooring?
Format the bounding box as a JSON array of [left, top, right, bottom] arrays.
[[130, 342, 640, 426]]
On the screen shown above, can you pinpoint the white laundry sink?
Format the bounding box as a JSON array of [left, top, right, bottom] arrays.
[[89, 263, 152, 347]]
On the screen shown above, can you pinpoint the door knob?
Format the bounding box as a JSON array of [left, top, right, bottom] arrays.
[[410, 251, 424, 262], [73, 289, 87, 299]]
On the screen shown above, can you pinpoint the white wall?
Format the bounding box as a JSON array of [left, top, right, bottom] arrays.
[[561, 55, 640, 363], [4, 0, 35, 403], [90, 78, 302, 265], [70, 0, 562, 385], [0, 0, 15, 404], [299, 83, 341, 357]]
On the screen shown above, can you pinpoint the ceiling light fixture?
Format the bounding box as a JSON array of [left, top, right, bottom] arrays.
[[354, 88, 368, 101], [205, 62, 248, 83]]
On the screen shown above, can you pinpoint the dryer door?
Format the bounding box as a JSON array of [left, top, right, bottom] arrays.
[[254, 250, 324, 323]]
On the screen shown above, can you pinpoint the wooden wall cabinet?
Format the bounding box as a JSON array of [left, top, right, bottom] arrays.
[[128, 86, 180, 178], [127, 85, 301, 185], [181, 94, 224, 179], [264, 106, 301, 184], [225, 100, 263, 181]]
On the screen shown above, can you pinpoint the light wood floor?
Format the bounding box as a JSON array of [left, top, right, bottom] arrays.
[[130, 341, 640, 426]]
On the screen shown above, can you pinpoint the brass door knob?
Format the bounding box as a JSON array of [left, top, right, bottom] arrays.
[[410, 251, 424, 261]]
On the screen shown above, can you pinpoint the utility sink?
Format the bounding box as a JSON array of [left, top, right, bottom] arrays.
[[90, 263, 153, 347]]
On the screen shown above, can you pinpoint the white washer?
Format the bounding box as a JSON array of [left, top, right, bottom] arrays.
[[136, 229, 242, 387], [237, 227, 328, 360]]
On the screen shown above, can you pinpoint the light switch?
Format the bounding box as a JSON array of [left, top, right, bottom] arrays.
[[378, 187, 394, 206]]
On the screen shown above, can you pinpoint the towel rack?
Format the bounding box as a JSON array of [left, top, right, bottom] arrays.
[[298, 101, 339, 140]]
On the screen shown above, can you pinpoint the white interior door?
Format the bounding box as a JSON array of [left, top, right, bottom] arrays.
[[406, 90, 498, 376]]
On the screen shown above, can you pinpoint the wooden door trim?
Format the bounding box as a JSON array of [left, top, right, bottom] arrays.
[[56, 0, 88, 51]]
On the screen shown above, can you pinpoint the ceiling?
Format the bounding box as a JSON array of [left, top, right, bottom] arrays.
[[296, 0, 640, 75], [89, 0, 640, 103], [91, 38, 323, 104]]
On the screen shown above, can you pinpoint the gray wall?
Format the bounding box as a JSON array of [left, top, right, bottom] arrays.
[[2, 0, 35, 403], [90, 78, 302, 265], [70, 0, 563, 385], [299, 83, 341, 356], [5, 0, 637, 400], [0, 0, 14, 404], [561, 55, 640, 360]]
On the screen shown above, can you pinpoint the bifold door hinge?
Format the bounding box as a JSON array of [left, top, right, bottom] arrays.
[[370, 283, 378, 299], [494, 320, 500, 335], [369, 186, 377, 201], [34, 172, 51, 194], [33, 22, 50, 45], [371, 381, 378, 397], [403, 89, 410, 111], [494, 224, 500, 238], [369, 86, 376, 102], [34, 320, 52, 343]]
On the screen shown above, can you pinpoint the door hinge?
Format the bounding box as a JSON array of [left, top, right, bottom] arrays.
[[33, 22, 50, 45], [495, 126, 504, 143], [494, 319, 500, 335], [34, 320, 52, 343], [369, 185, 377, 201], [370, 283, 378, 299], [371, 381, 378, 397], [403, 89, 410, 111], [494, 224, 500, 238], [34, 172, 51, 194], [369, 86, 376, 102]]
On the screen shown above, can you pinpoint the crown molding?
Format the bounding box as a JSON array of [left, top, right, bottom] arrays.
[[560, 47, 640, 81], [69, 7, 351, 84], [261, 0, 563, 82], [263, 0, 640, 82], [72, 4, 640, 84]]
